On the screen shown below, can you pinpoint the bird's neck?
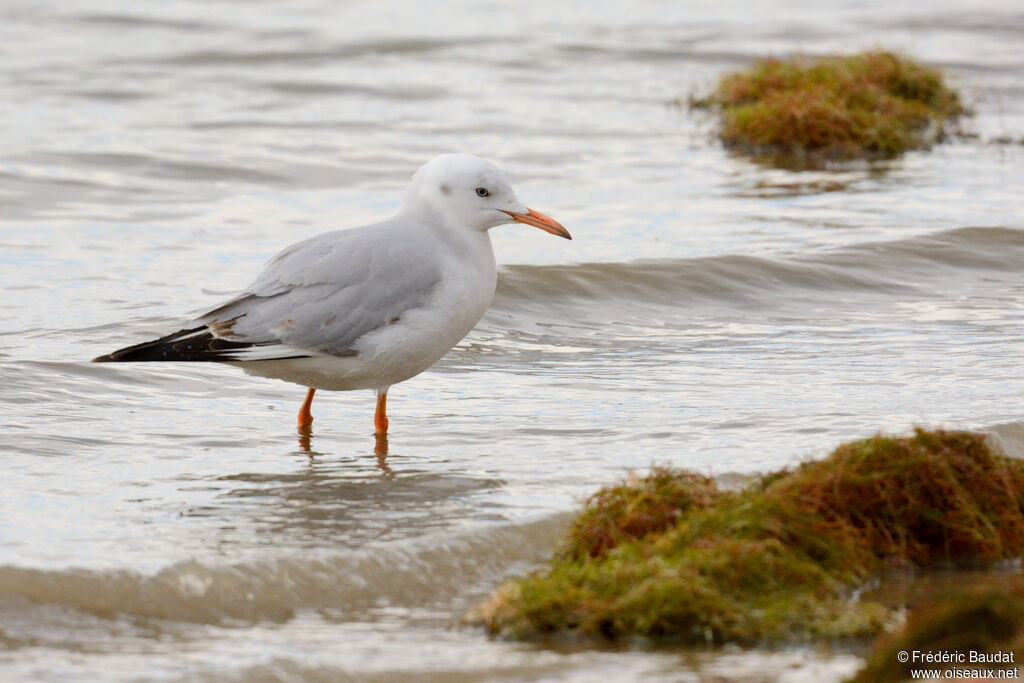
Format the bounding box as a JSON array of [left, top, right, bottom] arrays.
[[399, 202, 492, 250]]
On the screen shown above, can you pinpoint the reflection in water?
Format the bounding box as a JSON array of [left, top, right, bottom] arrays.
[[297, 423, 390, 465], [204, 440, 507, 551]]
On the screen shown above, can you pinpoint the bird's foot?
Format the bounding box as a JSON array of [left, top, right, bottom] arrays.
[[297, 387, 316, 427], [374, 431, 389, 457], [297, 423, 313, 453]]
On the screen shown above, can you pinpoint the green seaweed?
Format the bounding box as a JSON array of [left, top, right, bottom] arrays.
[[851, 576, 1024, 681], [693, 51, 965, 162], [469, 430, 1024, 643]]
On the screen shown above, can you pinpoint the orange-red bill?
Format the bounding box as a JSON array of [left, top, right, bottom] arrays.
[[504, 208, 571, 240]]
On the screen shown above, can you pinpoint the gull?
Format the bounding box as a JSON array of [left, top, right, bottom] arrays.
[[93, 154, 571, 439]]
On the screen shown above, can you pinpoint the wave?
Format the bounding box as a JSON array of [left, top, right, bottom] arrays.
[[493, 227, 1024, 313], [0, 514, 570, 627]]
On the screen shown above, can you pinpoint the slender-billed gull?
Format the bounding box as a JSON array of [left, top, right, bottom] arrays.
[[93, 154, 571, 436]]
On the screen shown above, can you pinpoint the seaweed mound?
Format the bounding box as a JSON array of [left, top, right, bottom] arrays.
[[694, 51, 964, 162], [852, 577, 1024, 681], [470, 430, 1024, 643]]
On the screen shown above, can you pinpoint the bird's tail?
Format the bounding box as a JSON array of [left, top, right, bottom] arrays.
[[92, 326, 267, 363]]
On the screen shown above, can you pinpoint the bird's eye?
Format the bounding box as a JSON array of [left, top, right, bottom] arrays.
[[475, 187, 490, 197]]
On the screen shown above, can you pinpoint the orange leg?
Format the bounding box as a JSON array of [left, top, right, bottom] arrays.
[[297, 387, 316, 427], [374, 392, 389, 435]]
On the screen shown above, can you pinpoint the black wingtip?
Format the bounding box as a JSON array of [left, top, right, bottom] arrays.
[[91, 325, 299, 363], [91, 326, 210, 363]]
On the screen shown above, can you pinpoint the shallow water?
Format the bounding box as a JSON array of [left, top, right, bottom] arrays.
[[2, 0, 1024, 680]]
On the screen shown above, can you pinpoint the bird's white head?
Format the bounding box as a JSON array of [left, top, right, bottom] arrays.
[[400, 153, 571, 239]]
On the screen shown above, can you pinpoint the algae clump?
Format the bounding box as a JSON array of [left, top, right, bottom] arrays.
[[694, 51, 965, 162], [851, 576, 1024, 681], [470, 429, 1024, 643]]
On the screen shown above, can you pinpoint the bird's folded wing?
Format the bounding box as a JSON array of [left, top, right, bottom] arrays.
[[198, 219, 443, 359]]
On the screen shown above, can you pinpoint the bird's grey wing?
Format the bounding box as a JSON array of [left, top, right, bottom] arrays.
[[197, 220, 443, 359]]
